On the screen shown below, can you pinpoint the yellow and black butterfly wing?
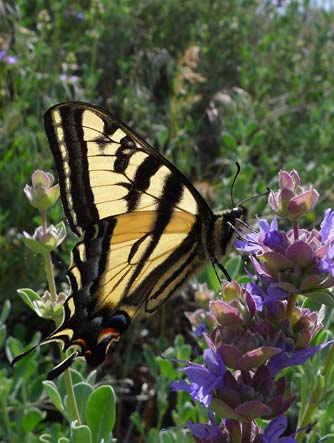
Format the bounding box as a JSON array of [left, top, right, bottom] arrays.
[[45, 101, 212, 235], [40, 101, 215, 373]]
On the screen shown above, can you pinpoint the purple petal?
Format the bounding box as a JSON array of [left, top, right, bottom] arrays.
[[268, 340, 333, 375], [263, 230, 285, 250], [203, 348, 226, 376], [264, 414, 288, 440], [187, 411, 222, 442], [259, 218, 270, 234], [194, 323, 207, 336], [235, 232, 260, 253], [320, 208, 334, 243]]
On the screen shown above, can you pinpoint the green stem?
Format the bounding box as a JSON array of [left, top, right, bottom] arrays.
[[322, 342, 334, 379], [59, 343, 81, 425], [40, 209, 47, 234], [0, 398, 13, 441], [285, 292, 297, 320], [296, 379, 321, 442], [43, 252, 57, 302]]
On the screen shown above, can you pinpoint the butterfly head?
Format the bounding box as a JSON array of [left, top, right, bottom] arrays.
[[212, 204, 248, 259], [230, 204, 248, 222]]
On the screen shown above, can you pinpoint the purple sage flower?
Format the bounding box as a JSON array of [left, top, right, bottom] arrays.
[[187, 410, 223, 443], [0, 49, 18, 65], [171, 348, 226, 407], [262, 415, 299, 443]]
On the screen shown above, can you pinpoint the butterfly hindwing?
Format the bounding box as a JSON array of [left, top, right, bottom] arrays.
[[68, 210, 201, 318]]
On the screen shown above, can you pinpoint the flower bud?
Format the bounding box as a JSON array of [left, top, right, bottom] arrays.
[[24, 170, 60, 210], [22, 222, 66, 254], [269, 170, 319, 221], [33, 290, 66, 323]]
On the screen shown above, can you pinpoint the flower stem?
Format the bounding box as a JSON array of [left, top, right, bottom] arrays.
[[43, 252, 57, 302], [40, 209, 47, 234], [59, 343, 81, 424], [296, 379, 321, 442], [241, 421, 251, 443], [293, 220, 299, 240], [285, 292, 297, 320]]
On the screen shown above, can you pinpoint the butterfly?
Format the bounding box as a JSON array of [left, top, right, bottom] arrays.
[[12, 101, 247, 379]]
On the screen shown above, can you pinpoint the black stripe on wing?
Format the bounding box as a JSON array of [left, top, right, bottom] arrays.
[[44, 106, 98, 235], [123, 172, 185, 296]]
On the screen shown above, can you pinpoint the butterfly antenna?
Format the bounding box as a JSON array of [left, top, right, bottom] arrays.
[[236, 187, 270, 207], [230, 162, 241, 208]]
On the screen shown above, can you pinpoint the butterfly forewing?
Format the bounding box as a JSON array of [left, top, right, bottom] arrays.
[[44, 103, 212, 235]]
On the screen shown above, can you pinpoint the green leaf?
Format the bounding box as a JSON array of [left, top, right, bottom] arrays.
[[58, 368, 84, 399], [70, 423, 92, 443], [39, 434, 53, 443], [0, 299, 11, 325], [6, 336, 24, 361], [130, 411, 145, 437], [224, 255, 242, 280], [22, 407, 46, 433], [199, 265, 220, 293], [86, 369, 97, 385], [221, 132, 237, 149], [43, 380, 65, 414], [68, 382, 93, 421], [157, 358, 176, 380], [245, 121, 258, 138], [144, 346, 159, 379], [250, 129, 266, 147], [17, 288, 42, 312], [85, 385, 116, 442], [147, 428, 159, 443], [303, 290, 334, 307], [0, 324, 7, 348]]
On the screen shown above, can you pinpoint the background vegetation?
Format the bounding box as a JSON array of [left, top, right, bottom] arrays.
[[0, 0, 333, 442]]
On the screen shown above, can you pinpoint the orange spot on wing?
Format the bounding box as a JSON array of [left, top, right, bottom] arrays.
[[73, 338, 87, 348], [97, 327, 120, 344]]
